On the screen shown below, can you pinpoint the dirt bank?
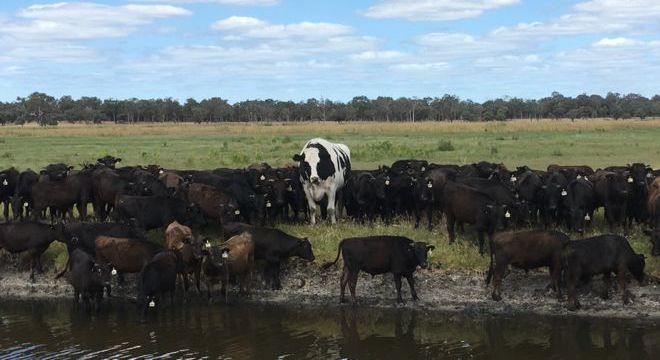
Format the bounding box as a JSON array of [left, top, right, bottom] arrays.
[[1, 260, 659, 320]]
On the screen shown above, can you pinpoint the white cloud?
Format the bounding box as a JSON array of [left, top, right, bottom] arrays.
[[0, 2, 190, 41], [137, 0, 279, 5], [362, 0, 520, 21], [390, 61, 449, 71], [593, 37, 642, 47], [211, 16, 354, 40], [349, 50, 406, 61]]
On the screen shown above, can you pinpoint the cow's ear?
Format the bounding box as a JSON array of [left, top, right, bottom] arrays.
[[427, 245, 435, 251], [40, 170, 47, 175], [67, 166, 74, 171], [116, 158, 122, 163], [293, 154, 304, 162], [97, 158, 103, 163]]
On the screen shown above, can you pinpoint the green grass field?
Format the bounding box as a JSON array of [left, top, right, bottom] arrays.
[[1, 119, 659, 276]]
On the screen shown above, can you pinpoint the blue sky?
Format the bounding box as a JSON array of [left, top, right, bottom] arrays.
[[0, 0, 658, 103]]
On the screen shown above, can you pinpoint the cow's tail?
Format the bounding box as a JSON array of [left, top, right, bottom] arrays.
[[54, 256, 70, 280], [485, 236, 495, 285], [321, 240, 345, 270]]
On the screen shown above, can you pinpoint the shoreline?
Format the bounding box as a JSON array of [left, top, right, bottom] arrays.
[[2, 261, 659, 321]]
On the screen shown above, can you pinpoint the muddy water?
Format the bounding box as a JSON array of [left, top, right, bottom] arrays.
[[0, 299, 658, 359]]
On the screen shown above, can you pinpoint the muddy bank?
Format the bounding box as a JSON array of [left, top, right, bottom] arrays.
[[1, 261, 659, 320]]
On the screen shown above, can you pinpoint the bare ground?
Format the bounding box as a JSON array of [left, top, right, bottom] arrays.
[[1, 259, 659, 320]]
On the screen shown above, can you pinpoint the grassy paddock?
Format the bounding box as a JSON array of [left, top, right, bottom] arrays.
[[1, 120, 659, 276]]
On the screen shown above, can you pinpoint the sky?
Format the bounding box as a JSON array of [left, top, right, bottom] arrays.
[[0, 0, 658, 103]]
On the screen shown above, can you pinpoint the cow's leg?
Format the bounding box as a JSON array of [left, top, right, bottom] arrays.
[[601, 272, 611, 300], [566, 267, 580, 311], [446, 213, 456, 244], [405, 274, 419, 301], [306, 197, 317, 225], [327, 190, 337, 224], [491, 260, 505, 301], [348, 271, 359, 305], [551, 255, 563, 300], [618, 264, 631, 305], [426, 206, 433, 231], [340, 266, 349, 303], [477, 231, 486, 256], [394, 274, 404, 303]]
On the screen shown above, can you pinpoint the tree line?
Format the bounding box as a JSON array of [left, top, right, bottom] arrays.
[[0, 91, 658, 126]]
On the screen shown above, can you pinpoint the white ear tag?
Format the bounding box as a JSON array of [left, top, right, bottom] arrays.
[[234, 210, 240, 215], [159, 170, 164, 174], [628, 177, 633, 183], [510, 176, 517, 182], [111, 268, 117, 276], [577, 175, 582, 179], [287, 185, 293, 191], [647, 173, 653, 178], [385, 180, 390, 185], [561, 190, 567, 196], [222, 251, 229, 259], [505, 211, 511, 218], [24, 202, 29, 208], [205, 241, 211, 248], [266, 201, 272, 208], [2, 180, 7, 186], [427, 183, 433, 188], [584, 214, 591, 221], [421, 167, 426, 172], [260, 175, 265, 181], [149, 300, 155, 308]]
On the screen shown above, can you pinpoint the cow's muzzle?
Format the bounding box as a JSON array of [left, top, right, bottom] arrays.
[[310, 176, 320, 184]]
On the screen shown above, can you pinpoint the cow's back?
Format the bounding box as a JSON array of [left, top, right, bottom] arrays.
[[341, 236, 410, 275], [223, 232, 255, 274]]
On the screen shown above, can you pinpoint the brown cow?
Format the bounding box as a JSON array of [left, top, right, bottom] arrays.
[[95, 236, 162, 274], [202, 231, 254, 301], [486, 230, 569, 301], [159, 171, 185, 193], [648, 176, 660, 226], [185, 183, 239, 223], [164, 221, 203, 293]]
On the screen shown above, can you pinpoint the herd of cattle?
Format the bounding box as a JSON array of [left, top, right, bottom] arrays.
[[1, 137, 659, 317]]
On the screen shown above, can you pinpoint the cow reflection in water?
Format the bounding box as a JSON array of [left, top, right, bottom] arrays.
[[339, 309, 423, 359]]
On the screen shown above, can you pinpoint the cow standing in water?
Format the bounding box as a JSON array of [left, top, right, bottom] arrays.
[[293, 138, 351, 225]]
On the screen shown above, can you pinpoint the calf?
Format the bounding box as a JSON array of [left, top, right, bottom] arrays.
[[9, 169, 39, 220], [0, 222, 59, 281], [68, 248, 111, 311], [512, 169, 544, 224], [486, 230, 569, 301], [443, 181, 505, 255], [592, 170, 629, 233], [322, 236, 434, 304], [540, 171, 569, 228], [1, 167, 18, 220], [293, 138, 351, 224], [344, 172, 377, 223], [185, 183, 240, 224], [562, 234, 645, 311], [137, 250, 182, 319], [626, 163, 653, 227], [165, 221, 203, 294], [563, 178, 596, 234], [202, 232, 255, 300], [96, 155, 122, 169], [222, 222, 314, 290]]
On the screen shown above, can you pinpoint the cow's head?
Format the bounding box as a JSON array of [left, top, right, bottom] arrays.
[[97, 155, 121, 169], [268, 178, 290, 206], [606, 172, 629, 198], [483, 204, 505, 232], [411, 242, 435, 269], [41, 163, 73, 181], [643, 229, 660, 257], [90, 261, 112, 288], [293, 144, 334, 185], [628, 163, 652, 188], [292, 237, 315, 261], [567, 206, 590, 234]]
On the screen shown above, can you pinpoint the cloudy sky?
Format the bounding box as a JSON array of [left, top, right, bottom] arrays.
[[0, 0, 658, 102]]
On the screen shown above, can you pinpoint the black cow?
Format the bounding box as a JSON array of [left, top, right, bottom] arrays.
[[458, 176, 523, 227], [96, 155, 122, 169], [486, 230, 569, 301], [626, 163, 653, 227], [562, 234, 645, 311], [540, 171, 569, 228], [344, 172, 377, 223], [322, 236, 434, 304], [643, 229, 660, 256], [9, 169, 39, 220], [443, 181, 505, 255], [563, 178, 596, 234], [114, 195, 203, 231], [222, 222, 314, 290], [1, 167, 19, 221], [68, 248, 111, 311], [512, 169, 544, 224], [593, 170, 629, 233], [41, 163, 73, 181], [137, 250, 182, 319], [32, 166, 93, 222], [390, 160, 428, 178], [0, 222, 59, 281]]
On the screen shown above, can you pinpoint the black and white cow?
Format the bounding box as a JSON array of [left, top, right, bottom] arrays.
[[293, 138, 351, 225]]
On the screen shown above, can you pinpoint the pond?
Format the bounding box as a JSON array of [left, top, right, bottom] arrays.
[[0, 299, 658, 359]]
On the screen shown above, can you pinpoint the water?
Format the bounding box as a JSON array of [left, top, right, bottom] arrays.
[[0, 299, 658, 359]]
